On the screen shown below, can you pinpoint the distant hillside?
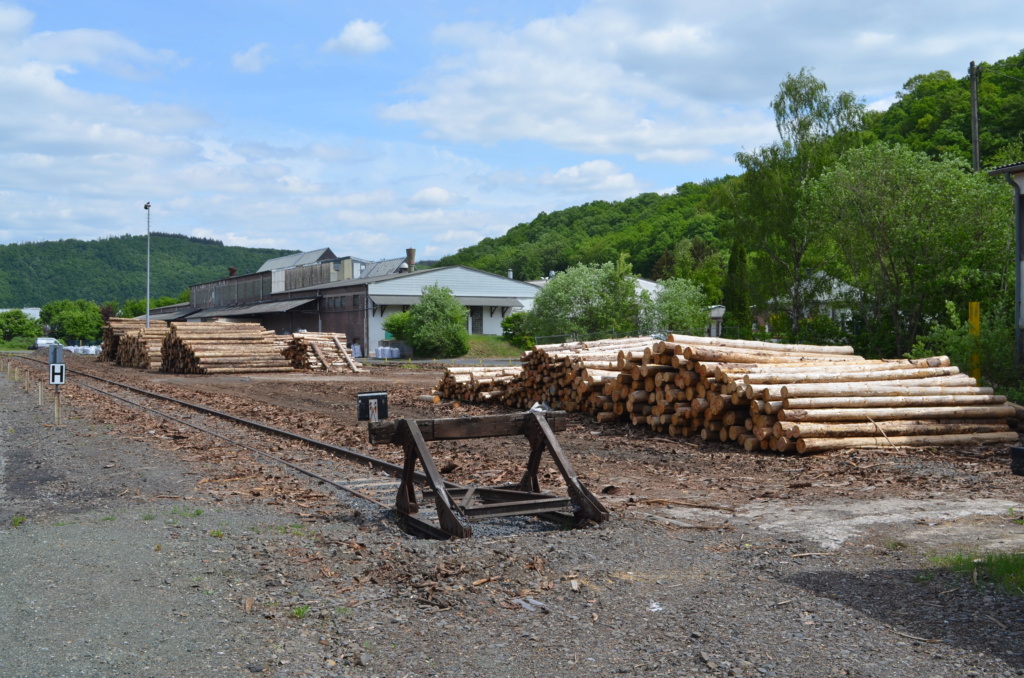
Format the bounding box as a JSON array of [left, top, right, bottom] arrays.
[[0, 233, 297, 307], [437, 180, 729, 281]]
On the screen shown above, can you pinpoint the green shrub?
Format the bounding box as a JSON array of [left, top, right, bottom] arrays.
[[387, 285, 469, 358], [501, 312, 533, 349], [907, 300, 1018, 395]]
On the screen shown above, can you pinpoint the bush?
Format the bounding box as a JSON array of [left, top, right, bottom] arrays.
[[651, 278, 708, 335], [907, 301, 1017, 394], [385, 285, 469, 358], [382, 311, 413, 342], [501, 312, 533, 349]]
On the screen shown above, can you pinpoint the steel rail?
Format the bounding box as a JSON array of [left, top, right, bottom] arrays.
[[3, 355, 451, 539], [8, 354, 424, 479]]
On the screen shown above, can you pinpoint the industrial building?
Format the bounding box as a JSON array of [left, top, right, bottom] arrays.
[[154, 248, 538, 357]]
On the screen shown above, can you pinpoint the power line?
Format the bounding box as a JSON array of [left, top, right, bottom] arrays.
[[981, 66, 1024, 86]]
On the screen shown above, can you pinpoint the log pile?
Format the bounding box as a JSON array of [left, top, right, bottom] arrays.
[[116, 326, 169, 369], [160, 322, 294, 374], [100, 318, 164, 361], [435, 333, 1017, 453], [281, 332, 362, 372], [504, 337, 656, 412], [437, 366, 523, 403]]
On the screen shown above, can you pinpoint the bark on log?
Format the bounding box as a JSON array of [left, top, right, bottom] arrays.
[[797, 431, 1019, 454], [778, 405, 1016, 422]]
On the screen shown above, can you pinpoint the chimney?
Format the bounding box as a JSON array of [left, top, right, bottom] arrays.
[[507, 269, 513, 279], [405, 248, 416, 273], [228, 267, 238, 277]]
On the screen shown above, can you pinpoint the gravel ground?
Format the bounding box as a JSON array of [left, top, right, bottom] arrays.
[[4, 358, 1024, 677]]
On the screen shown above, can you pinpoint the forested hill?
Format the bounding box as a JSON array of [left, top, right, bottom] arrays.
[[437, 179, 731, 286], [0, 233, 297, 307]]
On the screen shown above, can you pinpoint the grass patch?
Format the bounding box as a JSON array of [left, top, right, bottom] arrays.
[[290, 605, 311, 619], [141, 512, 156, 521], [931, 550, 1024, 595], [463, 335, 522, 359], [171, 506, 203, 518], [209, 529, 223, 538], [11, 516, 26, 528]]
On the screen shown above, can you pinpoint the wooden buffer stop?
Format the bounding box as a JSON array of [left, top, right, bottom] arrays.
[[368, 410, 609, 538]]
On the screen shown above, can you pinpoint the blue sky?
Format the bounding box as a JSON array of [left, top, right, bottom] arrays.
[[1, 1, 1022, 262]]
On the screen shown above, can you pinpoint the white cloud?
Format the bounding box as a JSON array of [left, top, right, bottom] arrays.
[[0, 4, 32, 37], [381, 0, 1024, 163], [231, 43, 272, 73], [542, 160, 638, 193], [866, 96, 896, 113], [321, 20, 390, 55], [410, 186, 459, 206]]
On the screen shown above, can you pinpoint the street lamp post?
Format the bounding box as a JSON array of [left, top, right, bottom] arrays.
[[144, 202, 151, 328]]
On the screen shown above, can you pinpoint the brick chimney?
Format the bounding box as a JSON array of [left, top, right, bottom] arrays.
[[228, 267, 238, 277], [405, 248, 416, 273]]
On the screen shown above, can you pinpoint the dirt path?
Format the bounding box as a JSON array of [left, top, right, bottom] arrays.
[[3, 355, 1024, 677]]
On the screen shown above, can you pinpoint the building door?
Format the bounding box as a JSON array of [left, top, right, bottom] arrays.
[[470, 306, 483, 335]]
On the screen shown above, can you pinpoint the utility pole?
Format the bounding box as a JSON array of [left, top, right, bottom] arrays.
[[144, 202, 151, 328], [970, 61, 981, 172]]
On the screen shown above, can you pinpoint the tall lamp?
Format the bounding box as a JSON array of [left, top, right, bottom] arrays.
[[144, 202, 151, 328]]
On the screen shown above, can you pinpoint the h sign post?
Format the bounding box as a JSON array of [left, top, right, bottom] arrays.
[[48, 344, 64, 425], [49, 344, 64, 385]]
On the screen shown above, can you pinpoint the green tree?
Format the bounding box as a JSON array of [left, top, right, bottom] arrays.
[[527, 258, 644, 340], [0, 309, 43, 341], [720, 241, 752, 338], [803, 143, 1013, 356], [40, 299, 104, 343], [382, 285, 469, 358], [651, 279, 707, 335], [732, 68, 865, 333]]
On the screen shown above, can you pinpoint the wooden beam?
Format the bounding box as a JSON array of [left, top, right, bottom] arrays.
[[368, 410, 567, 444]]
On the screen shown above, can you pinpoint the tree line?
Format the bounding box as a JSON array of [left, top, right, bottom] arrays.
[[0, 233, 296, 308]]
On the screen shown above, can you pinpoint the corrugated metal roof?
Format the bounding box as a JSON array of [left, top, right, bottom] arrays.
[[257, 248, 335, 273], [146, 306, 198, 321], [361, 257, 406, 278], [988, 161, 1024, 175], [190, 298, 315, 319], [370, 294, 523, 307]]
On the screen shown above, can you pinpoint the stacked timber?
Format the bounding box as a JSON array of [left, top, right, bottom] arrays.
[[433, 332, 1018, 453], [505, 337, 655, 412], [100, 318, 160, 361], [437, 366, 522, 403], [116, 325, 169, 369], [282, 332, 362, 372], [728, 357, 1017, 453], [161, 322, 293, 374]]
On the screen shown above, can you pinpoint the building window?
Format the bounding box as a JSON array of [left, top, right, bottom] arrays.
[[340, 296, 347, 308]]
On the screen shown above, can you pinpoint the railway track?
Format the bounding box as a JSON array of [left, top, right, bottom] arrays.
[[2, 354, 454, 539]]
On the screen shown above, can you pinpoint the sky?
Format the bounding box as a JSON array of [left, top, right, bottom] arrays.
[[1, 1, 1022, 262]]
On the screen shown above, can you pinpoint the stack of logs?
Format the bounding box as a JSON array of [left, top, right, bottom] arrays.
[[116, 324, 169, 369], [437, 366, 523, 403], [436, 334, 1018, 453], [100, 318, 156, 361], [281, 332, 362, 372], [161, 322, 293, 374]]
